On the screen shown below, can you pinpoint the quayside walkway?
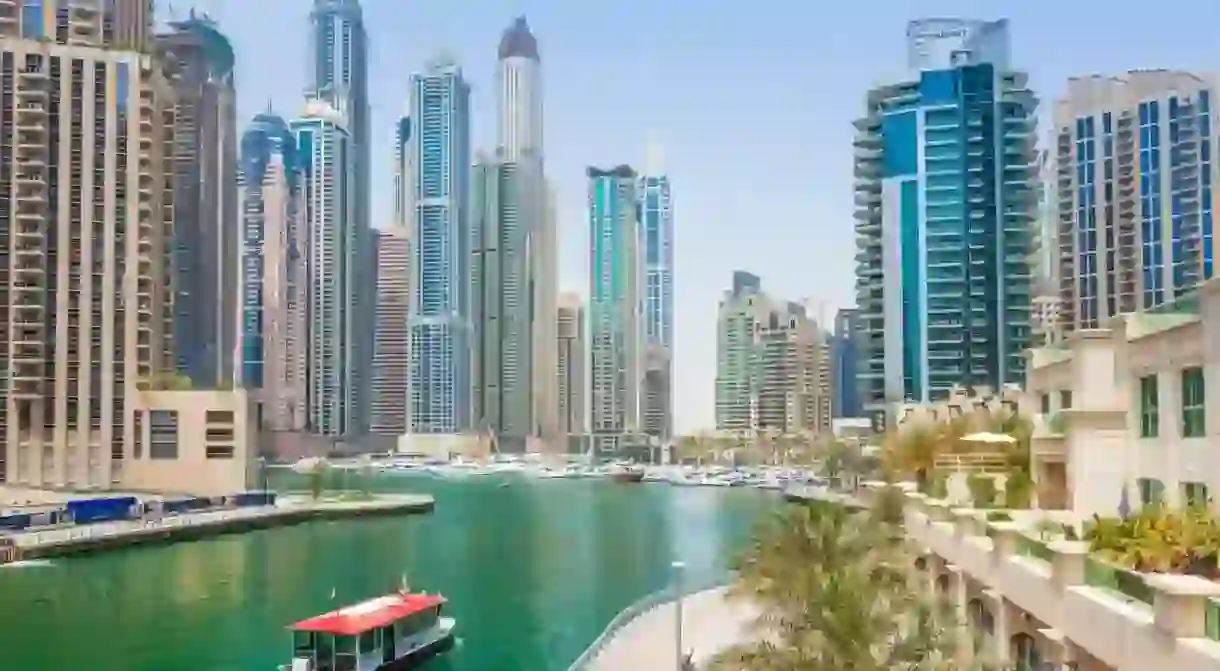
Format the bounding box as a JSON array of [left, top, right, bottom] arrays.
[[588, 586, 758, 670]]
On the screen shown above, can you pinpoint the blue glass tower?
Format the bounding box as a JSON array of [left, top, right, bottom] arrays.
[[854, 19, 1036, 406], [637, 173, 673, 439], [407, 56, 472, 434]]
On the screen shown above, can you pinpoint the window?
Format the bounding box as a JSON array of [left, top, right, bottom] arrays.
[[1181, 367, 1206, 438], [1184, 482, 1210, 508], [148, 410, 179, 460], [1138, 374, 1159, 437], [1137, 477, 1165, 507], [1060, 390, 1073, 409], [1039, 393, 1050, 414]]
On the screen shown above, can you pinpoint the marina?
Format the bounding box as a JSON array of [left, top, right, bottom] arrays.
[[339, 455, 823, 491], [0, 473, 771, 670]]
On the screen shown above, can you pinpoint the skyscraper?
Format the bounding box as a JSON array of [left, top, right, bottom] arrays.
[[638, 153, 673, 440], [308, 0, 372, 435], [471, 155, 538, 451], [495, 16, 558, 450], [238, 112, 308, 431], [1054, 71, 1218, 333], [854, 18, 1037, 408], [0, 0, 175, 487], [715, 275, 831, 435], [587, 166, 644, 453], [556, 293, 586, 439], [370, 226, 410, 436], [292, 100, 357, 437], [156, 13, 238, 389], [407, 55, 472, 435]]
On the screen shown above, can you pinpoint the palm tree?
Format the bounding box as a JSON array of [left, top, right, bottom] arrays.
[[885, 420, 944, 492], [710, 490, 967, 670]]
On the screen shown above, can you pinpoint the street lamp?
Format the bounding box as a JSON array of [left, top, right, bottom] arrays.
[[672, 560, 686, 669]]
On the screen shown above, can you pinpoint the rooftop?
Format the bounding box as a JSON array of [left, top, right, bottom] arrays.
[[498, 16, 539, 61], [290, 592, 445, 636]]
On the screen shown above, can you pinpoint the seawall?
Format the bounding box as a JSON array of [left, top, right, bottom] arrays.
[[15, 495, 434, 560]]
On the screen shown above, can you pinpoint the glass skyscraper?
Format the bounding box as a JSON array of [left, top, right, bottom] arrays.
[[308, 0, 372, 434], [854, 18, 1037, 407], [638, 171, 673, 440], [587, 166, 644, 453], [407, 56, 472, 435], [238, 112, 309, 431], [292, 101, 356, 436]]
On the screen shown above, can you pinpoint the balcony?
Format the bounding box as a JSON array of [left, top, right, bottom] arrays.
[[896, 489, 1220, 670]]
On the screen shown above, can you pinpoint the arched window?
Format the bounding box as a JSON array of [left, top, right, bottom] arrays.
[[1011, 633, 1041, 670]]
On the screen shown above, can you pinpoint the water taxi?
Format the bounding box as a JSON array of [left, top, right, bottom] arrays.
[[283, 591, 455, 670]]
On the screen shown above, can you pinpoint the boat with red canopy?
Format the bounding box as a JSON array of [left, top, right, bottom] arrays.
[[282, 590, 455, 671]]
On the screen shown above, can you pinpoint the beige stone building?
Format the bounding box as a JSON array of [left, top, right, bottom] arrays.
[[0, 1, 256, 496], [124, 389, 259, 496]]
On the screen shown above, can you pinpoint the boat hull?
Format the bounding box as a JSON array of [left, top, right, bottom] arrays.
[[611, 472, 644, 483], [375, 632, 455, 670]]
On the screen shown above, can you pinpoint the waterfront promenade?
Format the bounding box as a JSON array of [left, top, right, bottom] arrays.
[[3, 493, 433, 560], [588, 586, 759, 670]]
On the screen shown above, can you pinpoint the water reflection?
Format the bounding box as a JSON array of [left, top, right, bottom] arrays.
[[0, 475, 771, 671]]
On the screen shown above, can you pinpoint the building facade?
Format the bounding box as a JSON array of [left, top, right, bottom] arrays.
[[393, 115, 411, 228], [237, 112, 308, 431], [407, 56, 472, 435], [831, 308, 862, 418], [0, 0, 176, 488], [309, 0, 372, 436], [370, 226, 410, 436], [156, 13, 238, 389], [497, 17, 558, 449], [292, 100, 357, 437], [471, 156, 537, 450], [854, 18, 1037, 408], [638, 171, 673, 440], [587, 166, 644, 453], [556, 293, 586, 437], [715, 274, 831, 435], [1053, 71, 1219, 334]]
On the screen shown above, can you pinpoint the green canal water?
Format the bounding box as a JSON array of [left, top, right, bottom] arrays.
[[0, 474, 774, 671]]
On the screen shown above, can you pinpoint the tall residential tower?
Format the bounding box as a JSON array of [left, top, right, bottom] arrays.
[[238, 112, 308, 431], [370, 226, 410, 436], [1054, 71, 1219, 333], [292, 100, 357, 436], [0, 0, 176, 487], [407, 56, 472, 435], [715, 274, 831, 435], [638, 152, 674, 441], [587, 166, 644, 453], [308, 0, 372, 435], [156, 13, 238, 388], [854, 19, 1037, 407]]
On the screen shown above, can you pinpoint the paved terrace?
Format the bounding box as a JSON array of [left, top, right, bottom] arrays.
[[589, 586, 759, 670]]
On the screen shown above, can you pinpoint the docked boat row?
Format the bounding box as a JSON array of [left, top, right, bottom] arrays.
[[358, 456, 823, 490]]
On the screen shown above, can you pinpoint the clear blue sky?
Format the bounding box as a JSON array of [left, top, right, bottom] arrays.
[[160, 0, 1220, 433]]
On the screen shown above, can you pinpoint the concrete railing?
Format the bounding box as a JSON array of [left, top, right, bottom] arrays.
[[567, 571, 732, 670], [899, 490, 1220, 671]]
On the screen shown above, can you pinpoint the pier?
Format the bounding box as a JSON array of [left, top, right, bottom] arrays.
[[5, 494, 434, 560]]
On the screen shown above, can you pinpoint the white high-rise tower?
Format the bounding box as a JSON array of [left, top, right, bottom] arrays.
[[487, 16, 558, 451]]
